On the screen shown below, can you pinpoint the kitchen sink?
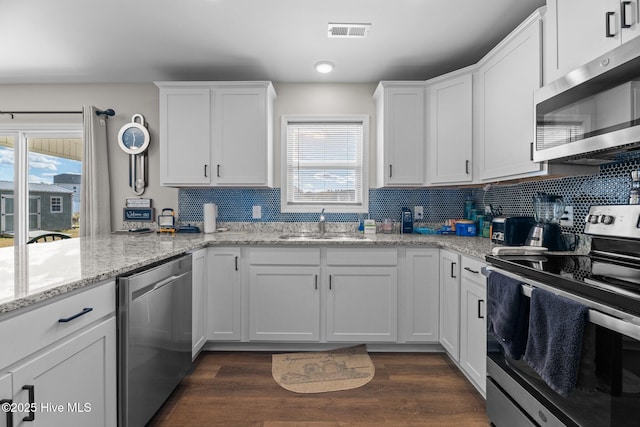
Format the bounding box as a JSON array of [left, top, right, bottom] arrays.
[[278, 232, 370, 241]]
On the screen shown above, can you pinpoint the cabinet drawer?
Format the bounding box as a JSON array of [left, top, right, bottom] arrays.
[[249, 248, 320, 265], [326, 248, 397, 266], [0, 281, 115, 369], [461, 257, 486, 284]]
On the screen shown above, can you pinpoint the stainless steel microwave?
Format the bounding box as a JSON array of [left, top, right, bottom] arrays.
[[533, 35, 640, 164]]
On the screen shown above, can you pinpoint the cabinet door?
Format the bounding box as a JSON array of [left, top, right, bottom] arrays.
[[460, 259, 487, 394], [546, 0, 631, 82], [403, 249, 439, 342], [212, 86, 273, 186], [249, 266, 320, 341], [10, 317, 116, 427], [207, 248, 242, 341], [326, 267, 398, 342], [159, 87, 211, 185], [428, 73, 473, 184], [0, 374, 12, 427], [376, 85, 426, 186], [191, 248, 207, 357], [439, 250, 460, 360], [478, 18, 542, 181]]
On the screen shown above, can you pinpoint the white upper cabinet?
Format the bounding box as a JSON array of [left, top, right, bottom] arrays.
[[159, 87, 212, 185], [374, 82, 426, 187], [427, 70, 474, 185], [544, 0, 640, 84], [476, 13, 543, 181], [212, 85, 275, 186], [156, 81, 276, 187]]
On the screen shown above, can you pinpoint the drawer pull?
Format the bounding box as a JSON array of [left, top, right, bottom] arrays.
[[58, 307, 93, 323], [22, 385, 34, 422], [0, 399, 13, 427], [464, 267, 479, 274]]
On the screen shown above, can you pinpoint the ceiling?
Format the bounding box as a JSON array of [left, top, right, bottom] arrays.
[[0, 0, 545, 85]]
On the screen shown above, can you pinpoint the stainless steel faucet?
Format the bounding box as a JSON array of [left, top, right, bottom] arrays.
[[318, 208, 326, 234]]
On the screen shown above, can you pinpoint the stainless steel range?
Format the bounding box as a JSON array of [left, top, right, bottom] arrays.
[[485, 205, 640, 427]]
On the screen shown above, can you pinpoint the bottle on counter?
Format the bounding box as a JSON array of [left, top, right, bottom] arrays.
[[464, 197, 475, 220]]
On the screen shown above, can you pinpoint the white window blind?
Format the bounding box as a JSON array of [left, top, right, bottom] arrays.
[[283, 118, 367, 211]]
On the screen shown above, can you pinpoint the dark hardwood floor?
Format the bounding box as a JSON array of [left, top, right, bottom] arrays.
[[148, 351, 489, 427]]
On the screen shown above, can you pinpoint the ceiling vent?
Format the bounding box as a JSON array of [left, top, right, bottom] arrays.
[[328, 23, 371, 38]]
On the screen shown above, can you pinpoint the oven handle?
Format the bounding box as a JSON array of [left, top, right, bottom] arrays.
[[482, 266, 640, 341]]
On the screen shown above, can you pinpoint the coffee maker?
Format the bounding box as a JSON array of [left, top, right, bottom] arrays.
[[525, 193, 568, 251]]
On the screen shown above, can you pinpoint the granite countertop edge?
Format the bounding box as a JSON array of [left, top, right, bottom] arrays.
[[0, 231, 492, 316]]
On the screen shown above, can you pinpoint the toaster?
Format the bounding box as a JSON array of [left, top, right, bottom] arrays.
[[491, 216, 535, 246]]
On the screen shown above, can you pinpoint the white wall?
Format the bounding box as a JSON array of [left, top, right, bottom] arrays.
[[0, 82, 378, 229]]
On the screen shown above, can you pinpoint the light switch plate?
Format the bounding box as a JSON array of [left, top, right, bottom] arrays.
[[252, 205, 262, 219], [414, 206, 424, 220], [560, 206, 573, 227]]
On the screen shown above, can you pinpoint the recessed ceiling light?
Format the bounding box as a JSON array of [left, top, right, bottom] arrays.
[[315, 61, 334, 74]]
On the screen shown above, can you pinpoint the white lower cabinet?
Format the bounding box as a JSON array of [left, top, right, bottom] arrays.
[[326, 266, 398, 342], [248, 248, 321, 341], [9, 317, 116, 427], [191, 248, 207, 358], [326, 248, 398, 342], [459, 256, 487, 395], [0, 374, 12, 427], [207, 247, 242, 341], [439, 249, 461, 360], [249, 266, 320, 341], [402, 248, 439, 342]]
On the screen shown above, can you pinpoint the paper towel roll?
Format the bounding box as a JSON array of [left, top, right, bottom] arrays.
[[203, 203, 217, 233]]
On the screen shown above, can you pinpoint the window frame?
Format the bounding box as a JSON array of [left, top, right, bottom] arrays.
[[50, 196, 63, 213], [0, 124, 81, 245], [280, 114, 369, 214]]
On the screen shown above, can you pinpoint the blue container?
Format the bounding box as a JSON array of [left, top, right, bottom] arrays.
[[456, 222, 477, 236]]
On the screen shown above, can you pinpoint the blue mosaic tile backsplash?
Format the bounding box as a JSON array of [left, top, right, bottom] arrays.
[[178, 187, 472, 223], [179, 153, 640, 232]]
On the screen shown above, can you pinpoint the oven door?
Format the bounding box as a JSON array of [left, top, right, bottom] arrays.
[[485, 268, 640, 427]]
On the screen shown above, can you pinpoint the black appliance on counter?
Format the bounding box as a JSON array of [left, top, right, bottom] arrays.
[[524, 193, 568, 251], [491, 216, 536, 246], [485, 205, 640, 427]]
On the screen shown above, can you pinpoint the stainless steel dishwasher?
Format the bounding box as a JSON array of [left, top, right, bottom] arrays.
[[117, 254, 192, 427]]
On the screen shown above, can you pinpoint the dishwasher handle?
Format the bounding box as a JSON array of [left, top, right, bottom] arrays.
[[131, 271, 190, 301]]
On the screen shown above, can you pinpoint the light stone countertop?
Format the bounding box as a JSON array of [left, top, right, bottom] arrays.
[[0, 226, 493, 317]]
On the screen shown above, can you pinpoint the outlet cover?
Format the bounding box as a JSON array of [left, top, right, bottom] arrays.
[[414, 206, 424, 220], [252, 205, 262, 219], [560, 206, 573, 227]]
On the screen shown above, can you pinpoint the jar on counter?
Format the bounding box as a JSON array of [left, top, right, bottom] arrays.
[[381, 218, 395, 234]]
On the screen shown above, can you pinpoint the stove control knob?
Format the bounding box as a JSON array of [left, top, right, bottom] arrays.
[[588, 214, 599, 224], [600, 215, 614, 225]]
